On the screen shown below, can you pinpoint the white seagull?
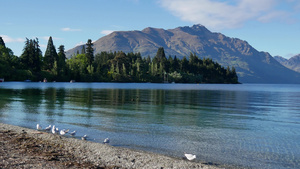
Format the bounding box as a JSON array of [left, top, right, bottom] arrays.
[[184, 153, 196, 161], [81, 135, 87, 140], [52, 125, 56, 134], [103, 138, 110, 144], [44, 125, 51, 131], [70, 131, 76, 136], [36, 124, 42, 130], [60, 129, 67, 135]]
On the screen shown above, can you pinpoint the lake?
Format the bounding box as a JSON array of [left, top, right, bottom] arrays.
[[0, 82, 299, 168]]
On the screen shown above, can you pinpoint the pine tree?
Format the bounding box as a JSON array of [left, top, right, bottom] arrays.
[[181, 56, 188, 72], [20, 38, 42, 72], [0, 36, 6, 47], [231, 66, 238, 83], [85, 39, 94, 66], [81, 46, 86, 54], [33, 38, 42, 72], [172, 56, 179, 72], [146, 55, 151, 64], [57, 45, 66, 76], [44, 36, 58, 70], [153, 47, 166, 63]]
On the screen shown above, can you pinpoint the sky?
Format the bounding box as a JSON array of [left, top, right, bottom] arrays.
[[1, 0, 300, 59]]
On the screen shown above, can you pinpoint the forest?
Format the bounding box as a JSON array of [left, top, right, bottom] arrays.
[[0, 36, 238, 83]]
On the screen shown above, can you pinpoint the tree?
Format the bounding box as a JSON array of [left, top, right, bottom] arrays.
[[146, 55, 151, 64], [0, 37, 11, 79], [85, 39, 94, 66], [228, 66, 238, 83], [172, 55, 180, 72], [0, 37, 14, 63], [66, 54, 88, 81], [44, 36, 58, 70], [112, 51, 130, 72], [180, 56, 189, 72], [122, 63, 127, 76], [0, 37, 6, 47], [81, 45, 86, 54], [20, 38, 42, 72], [87, 65, 94, 75], [57, 45, 66, 79], [153, 47, 166, 64]]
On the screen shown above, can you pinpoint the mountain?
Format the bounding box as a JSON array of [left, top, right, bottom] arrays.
[[274, 54, 300, 73], [66, 24, 300, 84]]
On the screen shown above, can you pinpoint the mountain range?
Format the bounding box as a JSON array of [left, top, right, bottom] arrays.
[[66, 24, 300, 84], [274, 55, 300, 73]]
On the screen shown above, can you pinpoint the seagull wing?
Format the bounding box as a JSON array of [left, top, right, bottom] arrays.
[[184, 154, 196, 160]]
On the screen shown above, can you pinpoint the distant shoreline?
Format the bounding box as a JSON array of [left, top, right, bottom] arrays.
[[0, 123, 222, 169]]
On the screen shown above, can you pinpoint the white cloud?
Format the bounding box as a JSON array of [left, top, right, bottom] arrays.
[[101, 30, 114, 35], [0, 35, 24, 43], [159, 0, 297, 30], [75, 41, 85, 47], [257, 11, 290, 23], [61, 27, 82, 32]]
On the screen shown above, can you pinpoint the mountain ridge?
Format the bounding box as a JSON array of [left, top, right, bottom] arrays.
[[66, 25, 300, 84], [274, 54, 300, 73]]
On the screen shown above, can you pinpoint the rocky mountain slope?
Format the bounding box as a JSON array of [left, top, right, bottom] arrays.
[[274, 55, 300, 73], [66, 25, 300, 83]]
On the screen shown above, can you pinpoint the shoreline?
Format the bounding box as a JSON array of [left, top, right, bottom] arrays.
[[0, 123, 223, 169]]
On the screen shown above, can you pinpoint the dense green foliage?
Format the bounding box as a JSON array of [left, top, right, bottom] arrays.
[[0, 37, 238, 83]]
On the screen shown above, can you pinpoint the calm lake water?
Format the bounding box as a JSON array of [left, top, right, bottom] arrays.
[[0, 82, 299, 168]]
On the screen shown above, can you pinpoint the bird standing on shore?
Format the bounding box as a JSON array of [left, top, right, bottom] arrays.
[[52, 125, 56, 134], [184, 153, 196, 161], [36, 124, 42, 130], [44, 125, 51, 131], [81, 135, 87, 140], [60, 129, 66, 135], [103, 138, 110, 144], [70, 131, 76, 136]]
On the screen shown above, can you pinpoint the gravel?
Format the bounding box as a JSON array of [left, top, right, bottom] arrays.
[[0, 123, 223, 169]]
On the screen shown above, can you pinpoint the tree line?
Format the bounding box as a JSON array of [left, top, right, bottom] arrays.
[[0, 36, 238, 83]]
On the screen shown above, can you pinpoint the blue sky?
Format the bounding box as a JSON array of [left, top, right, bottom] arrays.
[[1, 0, 300, 58]]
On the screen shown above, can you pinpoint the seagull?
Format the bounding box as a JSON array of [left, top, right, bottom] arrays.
[[44, 125, 51, 131], [184, 153, 196, 161], [36, 124, 42, 130], [70, 131, 76, 136], [81, 135, 87, 140], [60, 129, 67, 135], [103, 138, 110, 144], [52, 125, 56, 134], [64, 129, 70, 133]]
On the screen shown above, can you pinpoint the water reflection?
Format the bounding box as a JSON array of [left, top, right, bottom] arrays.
[[0, 86, 256, 133]]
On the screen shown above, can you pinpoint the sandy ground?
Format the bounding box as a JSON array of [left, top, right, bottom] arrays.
[[0, 123, 223, 169]]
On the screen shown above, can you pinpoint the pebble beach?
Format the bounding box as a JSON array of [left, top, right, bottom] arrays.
[[0, 123, 223, 169]]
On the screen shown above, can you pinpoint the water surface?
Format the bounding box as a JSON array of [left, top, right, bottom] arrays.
[[0, 82, 299, 168]]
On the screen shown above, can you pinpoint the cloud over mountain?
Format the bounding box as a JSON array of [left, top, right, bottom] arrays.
[[101, 30, 114, 35], [159, 0, 299, 30]]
